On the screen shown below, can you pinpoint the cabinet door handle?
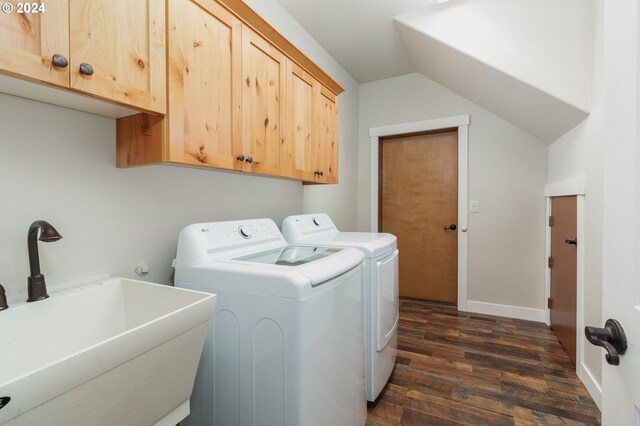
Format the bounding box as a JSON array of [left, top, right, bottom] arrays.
[[318, 170, 324, 177], [245, 156, 253, 164], [51, 54, 69, 68], [236, 154, 245, 161], [79, 63, 94, 76]]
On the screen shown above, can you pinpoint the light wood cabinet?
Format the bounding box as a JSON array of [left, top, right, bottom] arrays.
[[283, 61, 338, 183], [69, 0, 166, 113], [0, 1, 69, 87], [241, 26, 287, 177], [315, 86, 338, 184], [116, 0, 341, 184], [166, 0, 242, 170], [0, 0, 165, 113], [284, 61, 316, 181]]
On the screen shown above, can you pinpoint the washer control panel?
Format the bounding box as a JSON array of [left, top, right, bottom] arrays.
[[238, 225, 255, 239]]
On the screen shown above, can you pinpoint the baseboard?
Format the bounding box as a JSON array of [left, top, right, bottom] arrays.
[[578, 363, 602, 410], [466, 300, 546, 323]]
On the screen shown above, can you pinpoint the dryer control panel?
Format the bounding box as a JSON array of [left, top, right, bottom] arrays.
[[282, 213, 339, 242]]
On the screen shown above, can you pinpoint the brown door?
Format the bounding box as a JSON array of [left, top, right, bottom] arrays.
[[549, 196, 578, 365], [380, 130, 458, 303]]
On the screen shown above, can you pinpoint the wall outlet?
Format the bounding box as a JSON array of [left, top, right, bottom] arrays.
[[470, 200, 480, 213]]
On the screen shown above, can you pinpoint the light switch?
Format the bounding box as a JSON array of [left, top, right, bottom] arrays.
[[470, 201, 480, 213]]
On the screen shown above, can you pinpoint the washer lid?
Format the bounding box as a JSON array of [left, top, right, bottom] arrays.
[[235, 246, 343, 266], [175, 246, 364, 299]]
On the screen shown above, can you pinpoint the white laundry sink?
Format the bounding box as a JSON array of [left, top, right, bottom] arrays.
[[0, 277, 216, 426]]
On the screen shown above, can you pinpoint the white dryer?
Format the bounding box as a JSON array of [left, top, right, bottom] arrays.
[[174, 218, 366, 426], [282, 213, 399, 404]]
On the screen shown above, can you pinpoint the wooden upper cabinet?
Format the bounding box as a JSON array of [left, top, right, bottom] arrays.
[[167, 0, 242, 170], [315, 86, 338, 183], [283, 60, 316, 181], [69, 0, 166, 113], [116, 0, 342, 183], [0, 1, 69, 87], [241, 26, 286, 177]]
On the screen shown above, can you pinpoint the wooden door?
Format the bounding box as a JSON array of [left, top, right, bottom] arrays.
[[0, 0, 69, 87], [283, 60, 316, 181], [380, 130, 458, 303], [241, 26, 286, 177], [315, 86, 338, 183], [549, 196, 577, 365], [69, 0, 166, 113], [167, 0, 242, 170]]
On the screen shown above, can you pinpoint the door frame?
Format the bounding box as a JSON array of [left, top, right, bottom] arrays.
[[544, 176, 600, 407], [369, 114, 469, 310]]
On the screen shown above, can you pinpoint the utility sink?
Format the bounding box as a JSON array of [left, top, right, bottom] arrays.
[[0, 277, 216, 426]]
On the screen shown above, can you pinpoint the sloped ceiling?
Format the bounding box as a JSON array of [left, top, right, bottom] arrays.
[[275, 0, 595, 142]]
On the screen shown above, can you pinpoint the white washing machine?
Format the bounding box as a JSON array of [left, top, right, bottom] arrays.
[[282, 213, 399, 404], [174, 218, 366, 426]]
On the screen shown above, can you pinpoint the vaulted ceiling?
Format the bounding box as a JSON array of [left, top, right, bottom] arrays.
[[275, 0, 596, 143]]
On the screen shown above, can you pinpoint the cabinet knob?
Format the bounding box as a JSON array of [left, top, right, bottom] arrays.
[[79, 63, 94, 76], [236, 154, 245, 161], [318, 170, 324, 177], [51, 54, 68, 68], [245, 156, 253, 164]]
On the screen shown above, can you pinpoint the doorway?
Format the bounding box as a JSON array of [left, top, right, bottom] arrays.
[[549, 196, 578, 365], [379, 129, 458, 303]]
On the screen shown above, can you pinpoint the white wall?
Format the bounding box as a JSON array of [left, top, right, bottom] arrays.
[[547, 0, 604, 394], [397, 0, 595, 112], [0, 92, 300, 302], [0, 1, 360, 303], [242, 0, 361, 230], [358, 73, 548, 311]]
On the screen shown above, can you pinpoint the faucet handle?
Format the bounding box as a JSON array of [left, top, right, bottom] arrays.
[[0, 284, 8, 311]]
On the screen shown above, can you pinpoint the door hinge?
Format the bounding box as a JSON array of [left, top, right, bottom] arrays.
[[548, 256, 553, 268], [548, 298, 553, 309], [548, 216, 554, 227]]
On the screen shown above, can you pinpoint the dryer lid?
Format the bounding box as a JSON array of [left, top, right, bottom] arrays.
[[282, 214, 396, 258], [311, 232, 397, 258]]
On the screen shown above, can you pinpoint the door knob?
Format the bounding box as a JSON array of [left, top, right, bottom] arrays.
[[245, 156, 253, 164], [236, 154, 245, 161], [444, 224, 457, 231], [565, 238, 578, 246], [585, 319, 627, 365]]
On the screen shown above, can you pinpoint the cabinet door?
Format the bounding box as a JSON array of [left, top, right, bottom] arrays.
[[0, 1, 69, 87], [69, 0, 166, 113], [283, 60, 316, 181], [167, 0, 242, 170], [315, 86, 338, 183], [241, 26, 287, 177]]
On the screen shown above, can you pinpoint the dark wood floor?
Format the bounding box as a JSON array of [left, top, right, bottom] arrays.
[[367, 298, 601, 426]]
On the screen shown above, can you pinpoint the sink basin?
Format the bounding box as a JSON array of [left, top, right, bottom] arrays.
[[0, 277, 216, 426]]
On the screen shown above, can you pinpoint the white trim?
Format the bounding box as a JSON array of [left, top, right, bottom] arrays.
[[578, 363, 602, 410], [545, 176, 586, 197], [369, 115, 470, 138], [466, 300, 546, 323], [544, 187, 587, 380], [369, 115, 470, 311]]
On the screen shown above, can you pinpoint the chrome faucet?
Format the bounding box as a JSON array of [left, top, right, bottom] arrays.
[[27, 220, 62, 302]]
